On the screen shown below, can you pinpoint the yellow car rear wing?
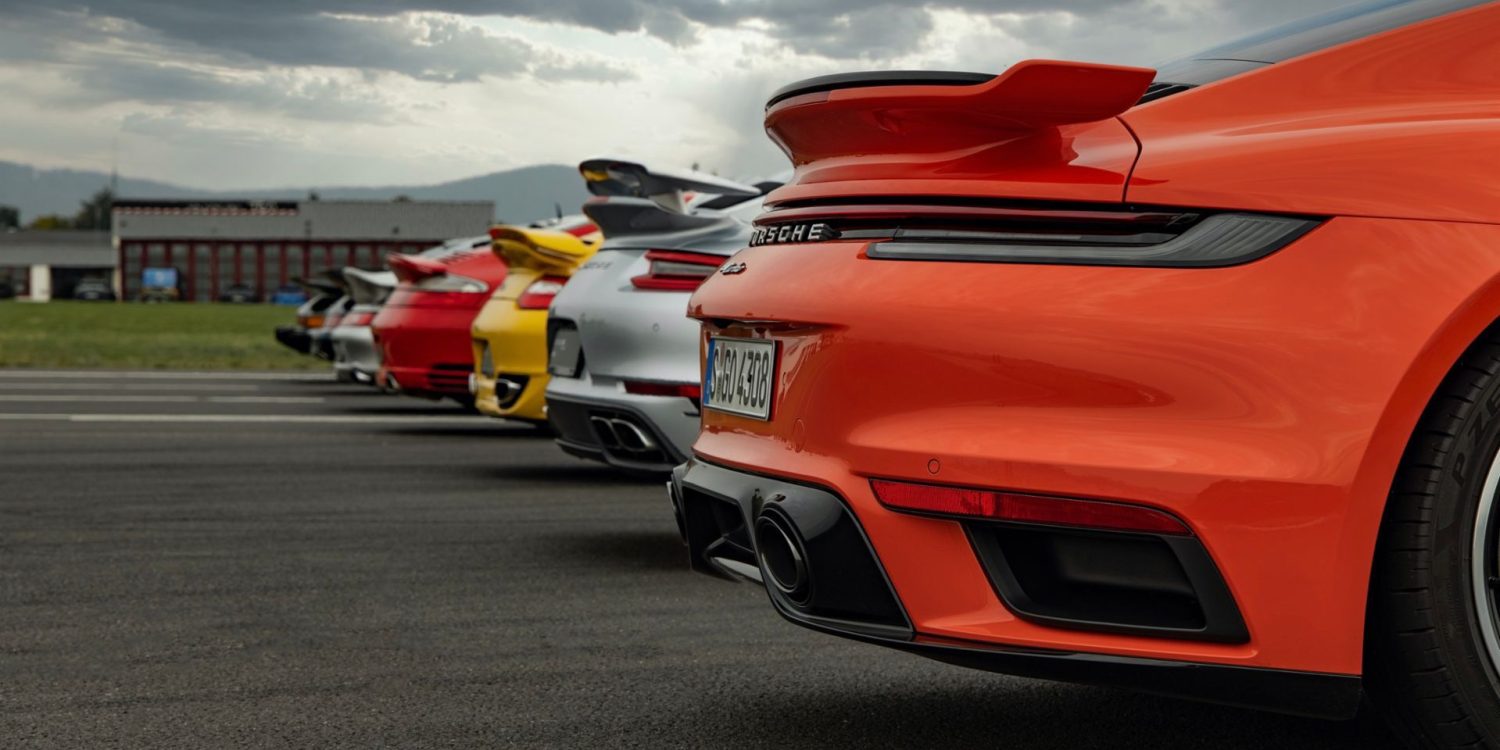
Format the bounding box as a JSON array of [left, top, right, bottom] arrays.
[[489, 226, 599, 275]]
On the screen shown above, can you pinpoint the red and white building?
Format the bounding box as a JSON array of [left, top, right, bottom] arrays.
[[111, 199, 493, 301]]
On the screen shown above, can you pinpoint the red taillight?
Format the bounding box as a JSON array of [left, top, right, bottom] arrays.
[[301, 314, 325, 329], [341, 311, 375, 327], [631, 250, 723, 291], [517, 276, 568, 310], [563, 221, 598, 238], [383, 287, 487, 309], [870, 479, 1190, 536], [623, 380, 702, 401]]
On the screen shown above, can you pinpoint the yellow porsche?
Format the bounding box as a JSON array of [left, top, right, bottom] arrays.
[[470, 219, 600, 423]]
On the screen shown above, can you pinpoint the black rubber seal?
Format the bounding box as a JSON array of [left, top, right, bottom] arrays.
[[767, 71, 995, 108]]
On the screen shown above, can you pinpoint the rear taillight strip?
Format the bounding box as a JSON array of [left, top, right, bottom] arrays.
[[866, 213, 1318, 268], [751, 201, 1319, 268], [632, 250, 723, 292], [518, 276, 569, 310], [870, 478, 1190, 536]]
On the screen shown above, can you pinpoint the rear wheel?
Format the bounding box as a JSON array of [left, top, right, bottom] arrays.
[[1368, 334, 1500, 748]]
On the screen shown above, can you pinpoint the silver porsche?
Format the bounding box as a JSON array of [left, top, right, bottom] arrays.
[[545, 159, 784, 473]]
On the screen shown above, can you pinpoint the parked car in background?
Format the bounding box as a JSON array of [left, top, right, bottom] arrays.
[[546, 159, 777, 471], [71, 278, 116, 301], [371, 236, 497, 406], [671, 2, 1500, 745], [309, 293, 351, 361], [270, 284, 309, 306], [303, 271, 352, 361], [217, 284, 258, 303], [469, 217, 600, 425], [331, 268, 395, 384], [274, 279, 342, 355]]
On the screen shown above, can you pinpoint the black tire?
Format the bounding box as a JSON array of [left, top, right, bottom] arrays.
[[1367, 333, 1500, 749]]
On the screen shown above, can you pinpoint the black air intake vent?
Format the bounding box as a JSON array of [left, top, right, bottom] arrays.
[[1138, 81, 1193, 104]]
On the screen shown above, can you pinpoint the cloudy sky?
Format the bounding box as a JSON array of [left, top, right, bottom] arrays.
[[0, 0, 1355, 189]]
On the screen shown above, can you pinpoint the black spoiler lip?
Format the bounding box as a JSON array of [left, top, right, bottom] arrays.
[[578, 157, 759, 199], [582, 196, 730, 238], [767, 70, 995, 108], [291, 275, 343, 296]]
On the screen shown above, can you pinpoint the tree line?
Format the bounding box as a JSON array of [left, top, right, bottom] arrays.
[[0, 187, 114, 231]]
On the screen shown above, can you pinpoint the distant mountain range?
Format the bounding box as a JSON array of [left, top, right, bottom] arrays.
[[0, 161, 594, 224]]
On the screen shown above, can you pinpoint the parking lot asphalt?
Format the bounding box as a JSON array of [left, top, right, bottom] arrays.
[[0, 370, 1403, 749]]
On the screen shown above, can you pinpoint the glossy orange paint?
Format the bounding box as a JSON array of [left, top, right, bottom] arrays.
[[693, 217, 1500, 674], [687, 5, 1500, 677], [763, 63, 1150, 206], [1124, 3, 1500, 224]]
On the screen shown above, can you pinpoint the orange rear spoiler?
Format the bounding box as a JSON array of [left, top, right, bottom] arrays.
[[766, 60, 1155, 164]]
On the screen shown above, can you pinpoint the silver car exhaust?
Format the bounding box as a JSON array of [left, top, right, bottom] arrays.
[[588, 415, 659, 454]]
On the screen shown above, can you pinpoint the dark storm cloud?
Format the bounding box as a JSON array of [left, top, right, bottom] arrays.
[[0, 0, 1318, 69], [0, 2, 632, 83], [66, 63, 395, 122], [0, 0, 1374, 80]]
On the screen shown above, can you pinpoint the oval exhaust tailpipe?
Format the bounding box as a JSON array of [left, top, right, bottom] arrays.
[[755, 506, 811, 605]]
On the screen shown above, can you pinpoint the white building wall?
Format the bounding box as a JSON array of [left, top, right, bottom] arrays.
[[27, 264, 51, 302]]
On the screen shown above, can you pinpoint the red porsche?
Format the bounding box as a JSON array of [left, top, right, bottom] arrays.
[[372, 236, 499, 405]]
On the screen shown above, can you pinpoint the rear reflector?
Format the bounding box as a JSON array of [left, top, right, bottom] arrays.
[[517, 276, 568, 310], [631, 250, 723, 291], [623, 380, 703, 402], [870, 479, 1190, 536]]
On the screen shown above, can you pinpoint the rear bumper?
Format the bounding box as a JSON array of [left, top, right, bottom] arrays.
[[309, 329, 335, 360], [670, 459, 1362, 719], [473, 371, 548, 422], [471, 306, 550, 421], [548, 393, 686, 474], [371, 304, 480, 398], [274, 326, 311, 355], [546, 373, 698, 473], [379, 364, 472, 398], [331, 326, 380, 383]]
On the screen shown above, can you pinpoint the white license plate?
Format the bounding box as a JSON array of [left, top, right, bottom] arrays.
[[704, 337, 777, 420]]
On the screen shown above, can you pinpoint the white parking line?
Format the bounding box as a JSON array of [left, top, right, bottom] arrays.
[[0, 370, 329, 381], [0, 395, 198, 402], [0, 395, 325, 403], [0, 413, 487, 424], [206, 396, 325, 404], [0, 382, 262, 392]]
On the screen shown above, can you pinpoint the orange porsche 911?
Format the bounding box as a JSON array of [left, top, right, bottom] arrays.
[[669, 1, 1500, 745]]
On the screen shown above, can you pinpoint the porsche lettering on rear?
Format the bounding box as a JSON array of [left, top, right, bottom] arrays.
[[749, 222, 838, 247]]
